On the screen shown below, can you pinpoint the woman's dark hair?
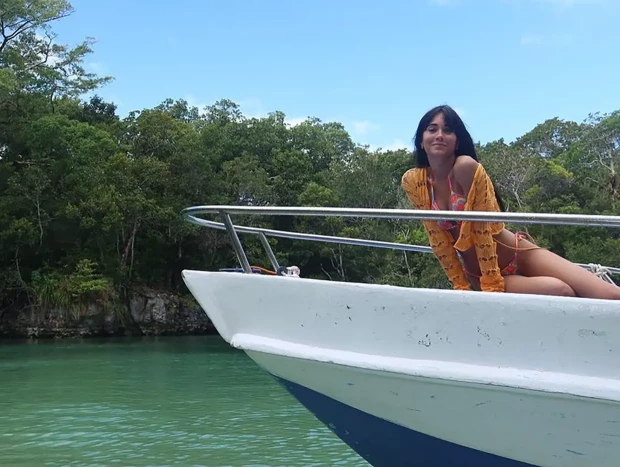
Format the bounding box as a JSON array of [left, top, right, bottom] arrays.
[[412, 105, 505, 212]]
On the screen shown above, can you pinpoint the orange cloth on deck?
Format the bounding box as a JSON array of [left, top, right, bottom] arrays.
[[401, 163, 506, 292]]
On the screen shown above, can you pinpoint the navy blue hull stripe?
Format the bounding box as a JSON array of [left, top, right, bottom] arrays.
[[274, 376, 537, 467]]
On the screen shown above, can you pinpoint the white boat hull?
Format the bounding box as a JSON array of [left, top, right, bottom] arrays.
[[182, 270, 620, 467]]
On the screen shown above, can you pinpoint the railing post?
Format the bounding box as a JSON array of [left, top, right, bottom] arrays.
[[258, 232, 280, 272], [220, 211, 252, 274]]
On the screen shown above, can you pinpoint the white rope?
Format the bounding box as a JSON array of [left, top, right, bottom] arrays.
[[278, 265, 301, 277], [585, 263, 615, 284]]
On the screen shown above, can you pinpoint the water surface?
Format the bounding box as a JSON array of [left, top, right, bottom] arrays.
[[0, 336, 367, 466]]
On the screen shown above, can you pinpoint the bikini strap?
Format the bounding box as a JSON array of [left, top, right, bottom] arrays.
[[429, 172, 461, 202]]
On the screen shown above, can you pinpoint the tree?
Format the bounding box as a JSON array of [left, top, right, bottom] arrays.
[[1, 0, 619, 326]]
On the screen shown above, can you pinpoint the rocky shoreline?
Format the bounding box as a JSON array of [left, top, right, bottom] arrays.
[[0, 287, 215, 339]]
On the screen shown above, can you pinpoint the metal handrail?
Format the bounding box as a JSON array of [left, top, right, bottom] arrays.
[[182, 205, 620, 228], [182, 208, 620, 276], [185, 217, 434, 254]]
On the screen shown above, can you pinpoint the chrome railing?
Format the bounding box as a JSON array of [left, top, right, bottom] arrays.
[[181, 205, 620, 278], [183, 205, 620, 227]]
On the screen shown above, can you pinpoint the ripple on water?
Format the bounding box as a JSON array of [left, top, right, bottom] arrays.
[[0, 336, 368, 467]]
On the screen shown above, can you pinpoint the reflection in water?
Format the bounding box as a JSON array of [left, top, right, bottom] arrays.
[[0, 336, 367, 466]]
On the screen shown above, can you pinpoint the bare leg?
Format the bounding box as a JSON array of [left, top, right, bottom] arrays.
[[517, 247, 620, 300], [503, 274, 576, 297]]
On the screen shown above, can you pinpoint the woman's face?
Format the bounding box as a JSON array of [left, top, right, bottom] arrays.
[[422, 112, 457, 161]]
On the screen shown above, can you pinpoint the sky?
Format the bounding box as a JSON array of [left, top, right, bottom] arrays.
[[53, 0, 620, 152]]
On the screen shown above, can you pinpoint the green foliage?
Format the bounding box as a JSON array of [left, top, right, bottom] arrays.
[[1, 0, 619, 316], [31, 259, 115, 319]]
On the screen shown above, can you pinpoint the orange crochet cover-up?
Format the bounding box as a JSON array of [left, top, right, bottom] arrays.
[[401, 163, 506, 292]]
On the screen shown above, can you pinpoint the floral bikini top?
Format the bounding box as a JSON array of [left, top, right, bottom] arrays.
[[428, 175, 467, 230]]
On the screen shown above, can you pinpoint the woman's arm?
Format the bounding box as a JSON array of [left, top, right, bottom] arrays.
[[453, 157, 505, 292], [401, 169, 472, 291], [421, 220, 472, 290]]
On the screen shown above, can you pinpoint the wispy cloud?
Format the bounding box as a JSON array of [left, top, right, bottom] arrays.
[[520, 32, 572, 46], [181, 95, 307, 126], [87, 62, 109, 75], [183, 94, 209, 112], [382, 139, 409, 151], [283, 117, 307, 127], [532, 0, 605, 5], [497, 0, 606, 6], [520, 33, 544, 45], [179, 97, 385, 144], [429, 0, 461, 5], [361, 138, 411, 153], [502, 0, 605, 4], [349, 120, 380, 137]]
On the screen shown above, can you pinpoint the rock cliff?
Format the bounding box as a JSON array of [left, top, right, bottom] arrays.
[[0, 288, 215, 338]]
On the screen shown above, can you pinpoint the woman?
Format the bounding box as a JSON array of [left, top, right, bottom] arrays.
[[401, 104, 620, 299]]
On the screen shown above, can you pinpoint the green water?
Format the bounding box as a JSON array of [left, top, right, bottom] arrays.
[[0, 336, 367, 466]]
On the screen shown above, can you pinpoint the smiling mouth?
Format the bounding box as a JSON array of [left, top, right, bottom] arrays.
[[431, 143, 446, 147]]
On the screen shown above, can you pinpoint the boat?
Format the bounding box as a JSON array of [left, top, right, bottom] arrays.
[[180, 205, 620, 467]]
